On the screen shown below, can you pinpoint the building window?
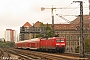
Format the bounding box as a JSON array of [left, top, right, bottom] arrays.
[[66, 35, 69, 40], [67, 42, 68, 45], [61, 31, 64, 33], [74, 42, 76, 46], [62, 35, 65, 37], [78, 42, 79, 45], [71, 42, 73, 45], [77, 36, 79, 40], [74, 35, 76, 40], [70, 36, 72, 40]]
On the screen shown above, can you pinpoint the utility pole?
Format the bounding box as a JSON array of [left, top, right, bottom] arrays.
[[73, 1, 84, 58], [87, 0, 90, 19], [33, 23, 34, 38], [51, 6, 54, 37], [88, 0, 90, 19]]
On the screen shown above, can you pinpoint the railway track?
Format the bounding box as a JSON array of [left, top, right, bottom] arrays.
[[6, 48, 67, 60], [0, 48, 14, 60], [0, 48, 90, 60], [7, 49, 41, 60], [6, 48, 90, 60]]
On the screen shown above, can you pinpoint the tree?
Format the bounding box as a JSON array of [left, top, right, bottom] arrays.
[[75, 46, 79, 53], [0, 42, 15, 48], [46, 23, 52, 37], [84, 38, 90, 53], [40, 23, 45, 27], [75, 38, 90, 53], [35, 34, 43, 38], [35, 23, 53, 38]]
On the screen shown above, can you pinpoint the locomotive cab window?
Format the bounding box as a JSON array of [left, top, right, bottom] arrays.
[[56, 39, 64, 42], [56, 39, 61, 42], [61, 39, 64, 42]]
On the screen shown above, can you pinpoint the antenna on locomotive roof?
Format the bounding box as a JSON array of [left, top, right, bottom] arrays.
[[54, 34, 59, 37]]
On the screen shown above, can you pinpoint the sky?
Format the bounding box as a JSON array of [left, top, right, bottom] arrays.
[[0, 0, 89, 38]]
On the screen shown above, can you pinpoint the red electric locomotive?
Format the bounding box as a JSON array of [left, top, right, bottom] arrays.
[[15, 37, 66, 53]]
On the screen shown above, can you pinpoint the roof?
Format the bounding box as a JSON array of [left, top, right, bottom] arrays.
[[21, 15, 90, 30], [70, 15, 90, 24], [23, 22, 32, 27], [48, 24, 76, 30], [45, 23, 89, 30], [34, 21, 42, 27], [6, 29, 12, 30]]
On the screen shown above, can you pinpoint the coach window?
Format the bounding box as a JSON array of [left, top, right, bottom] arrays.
[[37, 43, 38, 46]]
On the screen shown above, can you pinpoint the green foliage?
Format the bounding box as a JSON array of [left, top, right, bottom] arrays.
[[35, 34, 43, 38], [36, 23, 59, 38], [84, 38, 90, 53], [36, 23, 53, 38], [46, 24, 52, 37], [75, 46, 79, 53], [75, 38, 90, 53], [0, 42, 14, 48], [40, 23, 45, 27]]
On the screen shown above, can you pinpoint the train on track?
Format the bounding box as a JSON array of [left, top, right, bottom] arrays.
[[15, 37, 66, 53]]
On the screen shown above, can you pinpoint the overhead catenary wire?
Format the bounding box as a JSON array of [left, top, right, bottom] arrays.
[[56, 2, 74, 15], [66, 4, 80, 16], [56, 2, 80, 17], [56, 1, 88, 16], [55, 2, 82, 24]]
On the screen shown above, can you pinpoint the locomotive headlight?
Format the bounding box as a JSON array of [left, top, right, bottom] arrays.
[[61, 44, 65, 45], [56, 44, 60, 45]]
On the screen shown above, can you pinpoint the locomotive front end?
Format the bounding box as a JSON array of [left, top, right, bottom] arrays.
[[55, 38, 66, 53]]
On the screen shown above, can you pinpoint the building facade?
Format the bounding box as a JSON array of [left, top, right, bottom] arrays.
[[5, 29, 16, 42], [19, 22, 32, 40], [20, 21, 47, 41]]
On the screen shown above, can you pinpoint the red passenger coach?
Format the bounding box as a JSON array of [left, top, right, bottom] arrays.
[[15, 38, 40, 49], [29, 38, 40, 50], [15, 37, 66, 53]]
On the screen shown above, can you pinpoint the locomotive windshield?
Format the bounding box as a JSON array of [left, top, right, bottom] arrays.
[[61, 39, 64, 42], [56, 39, 64, 42], [56, 39, 61, 42]]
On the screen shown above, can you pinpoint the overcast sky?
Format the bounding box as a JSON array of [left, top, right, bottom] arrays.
[[0, 0, 89, 38]]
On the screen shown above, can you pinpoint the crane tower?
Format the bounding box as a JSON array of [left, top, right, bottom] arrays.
[[88, 0, 90, 19]]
